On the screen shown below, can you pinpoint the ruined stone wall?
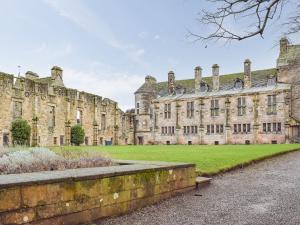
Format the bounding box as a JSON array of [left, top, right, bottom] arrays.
[[0, 73, 134, 147]]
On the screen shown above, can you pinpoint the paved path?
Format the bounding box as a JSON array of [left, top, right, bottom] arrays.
[[96, 151, 300, 225]]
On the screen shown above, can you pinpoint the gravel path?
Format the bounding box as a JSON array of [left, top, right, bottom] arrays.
[[96, 150, 300, 225]]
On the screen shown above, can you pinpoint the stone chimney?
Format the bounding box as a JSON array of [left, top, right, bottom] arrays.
[[212, 64, 220, 91], [145, 75, 157, 84], [194, 66, 202, 93], [168, 71, 175, 95], [244, 59, 251, 88], [280, 37, 289, 55]]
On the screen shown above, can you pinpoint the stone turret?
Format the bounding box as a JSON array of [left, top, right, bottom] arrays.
[[212, 64, 220, 91], [168, 71, 175, 95], [244, 59, 251, 88], [194, 66, 202, 93]]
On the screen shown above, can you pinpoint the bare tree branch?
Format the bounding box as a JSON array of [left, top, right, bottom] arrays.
[[190, 0, 299, 42]]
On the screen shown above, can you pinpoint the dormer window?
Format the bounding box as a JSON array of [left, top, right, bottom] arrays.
[[234, 78, 244, 89], [267, 75, 276, 86], [200, 81, 209, 92]]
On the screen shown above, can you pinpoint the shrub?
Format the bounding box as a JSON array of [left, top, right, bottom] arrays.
[[0, 147, 113, 175], [71, 125, 85, 146], [11, 119, 31, 146]]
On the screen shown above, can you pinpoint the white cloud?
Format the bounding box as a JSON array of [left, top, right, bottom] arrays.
[[31, 42, 73, 57], [154, 34, 160, 40], [62, 66, 144, 110], [45, 0, 147, 64], [138, 31, 148, 39]]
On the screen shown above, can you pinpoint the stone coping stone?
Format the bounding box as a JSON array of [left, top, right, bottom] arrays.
[[0, 160, 195, 188]]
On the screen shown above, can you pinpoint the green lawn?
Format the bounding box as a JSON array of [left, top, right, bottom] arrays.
[[52, 144, 300, 175]]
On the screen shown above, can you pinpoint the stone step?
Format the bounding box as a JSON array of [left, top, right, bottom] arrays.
[[195, 176, 212, 188]]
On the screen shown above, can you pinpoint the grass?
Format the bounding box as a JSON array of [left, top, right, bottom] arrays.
[[51, 144, 300, 176]]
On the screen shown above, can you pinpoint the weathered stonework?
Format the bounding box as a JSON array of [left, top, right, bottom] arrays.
[[134, 39, 300, 145], [0, 160, 196, 225], [0, 66, 135, 146]]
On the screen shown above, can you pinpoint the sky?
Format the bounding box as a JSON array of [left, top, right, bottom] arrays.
[[0, 0, 299, 110]]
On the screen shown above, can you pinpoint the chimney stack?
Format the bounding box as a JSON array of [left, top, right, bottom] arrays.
[[280, 37, 289, 55], [212, 64, 220, 91], [168, 71, 175, 95], [194, 66, 202, 93], [244, 59, 251, 88]]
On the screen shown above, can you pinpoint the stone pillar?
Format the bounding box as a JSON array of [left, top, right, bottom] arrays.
[[244, 59, 252, 88], [285, 122, 291, 143], [176, 101, 181, 144], [93, 122, 99, 146], [194, 66, 202, 93], [253, 95, 259, 144], [65, 121, 71, 146], [199, 99, 205, 144], [168, 71, 175, 95], [212, 64, 220, 91], [225, 97, 231, 144], [31, 117, 38, 147]]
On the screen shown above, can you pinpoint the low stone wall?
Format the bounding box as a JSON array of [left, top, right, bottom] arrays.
[[0, 160, 195, 225]]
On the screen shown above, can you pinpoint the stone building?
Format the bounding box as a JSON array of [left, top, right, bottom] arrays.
[[0, 66, 135, 147], [134, 38, 300, 145]]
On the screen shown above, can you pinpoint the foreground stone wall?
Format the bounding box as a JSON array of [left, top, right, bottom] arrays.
[[0, 160, 195, 225]]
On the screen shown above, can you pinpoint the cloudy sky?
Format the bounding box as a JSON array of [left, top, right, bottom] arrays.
[[0, 0, 299, 110]]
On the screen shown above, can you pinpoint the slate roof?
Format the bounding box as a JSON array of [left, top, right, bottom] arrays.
[[157, 82, 290, 101], [155, 68, 277, 97]]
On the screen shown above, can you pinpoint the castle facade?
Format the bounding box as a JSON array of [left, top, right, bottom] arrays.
[[134, 38, 300, 145]]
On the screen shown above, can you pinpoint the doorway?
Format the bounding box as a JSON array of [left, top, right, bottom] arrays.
[[3, 133, 9, 147], [138, 136, 144, 145]]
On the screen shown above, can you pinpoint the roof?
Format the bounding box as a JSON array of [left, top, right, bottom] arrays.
[[155, 68, 277, 96], [157, 82, 290, 101]]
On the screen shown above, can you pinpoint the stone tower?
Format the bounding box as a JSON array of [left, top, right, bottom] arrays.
[[244, 59, 252, 88], [51, 66, 64, 86]]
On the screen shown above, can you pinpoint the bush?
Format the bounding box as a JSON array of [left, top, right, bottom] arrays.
[[71, 125, 85, 146], [11, 119, 31, 146]]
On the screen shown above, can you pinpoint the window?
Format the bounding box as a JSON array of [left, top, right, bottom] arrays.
[[187, 102, 194, 118], [234, 124, 237, 133], [164, 103, 171, 119], [267, 76, 276, 86], [101, 114, 106, 130], [247, 124, 251, 133], [76, 109, 82, 124], [211, 125, 214, 134], [53, 137, 57, 145], [233, 123, 251, 134], [238, 124, 242, 133], [267, 95, 277, 115], [267, 123, 272, 132], [207, 125, 210, 134], [13, 101, 22, 119], [234, 79, 243, 89], [216, 124, 220, 133], [136, 102, 140, 115], [211, 99, 219, 116], [237, 97, 246, 116], [220, 125, 224, 133], [263, 122, 281, 133], [60, 135, 64, 146], [263, 123, 267, 132], [49, 106, 55, 128], [85, 137, 89, 145]]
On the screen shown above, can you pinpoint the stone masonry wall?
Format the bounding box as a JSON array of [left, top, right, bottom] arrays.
[[0, 161, 196, 225]]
